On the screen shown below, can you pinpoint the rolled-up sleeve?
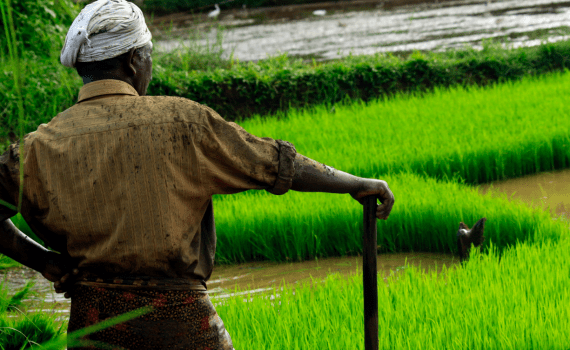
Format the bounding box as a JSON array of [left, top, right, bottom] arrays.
[[0, 144, 20, 221], [198, 106, 297, 196]]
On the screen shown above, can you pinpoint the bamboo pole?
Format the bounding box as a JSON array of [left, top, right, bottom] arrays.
[[363, 195, 378, 350]]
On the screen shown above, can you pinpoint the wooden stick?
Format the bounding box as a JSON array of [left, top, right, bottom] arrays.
[[363, 195, 378, 350]]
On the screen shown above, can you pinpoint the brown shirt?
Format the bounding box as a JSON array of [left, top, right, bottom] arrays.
[[0, 79, 297, 291]]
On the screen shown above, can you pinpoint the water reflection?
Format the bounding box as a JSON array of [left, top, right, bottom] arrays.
[[207, 251, 460, 307], [155, 0, 570, 61]]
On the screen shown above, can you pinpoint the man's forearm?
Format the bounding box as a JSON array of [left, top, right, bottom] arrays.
[[291, 153, 363, 194], [0, 219, 50, 273]]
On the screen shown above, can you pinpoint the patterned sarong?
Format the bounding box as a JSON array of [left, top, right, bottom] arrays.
[[67, 284, 235, 350]]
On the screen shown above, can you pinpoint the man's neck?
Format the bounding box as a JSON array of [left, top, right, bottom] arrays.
[[81, 73, 129, 86]]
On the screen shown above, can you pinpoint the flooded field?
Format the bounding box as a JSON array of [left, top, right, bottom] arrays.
[[155, 0, 570, 61]]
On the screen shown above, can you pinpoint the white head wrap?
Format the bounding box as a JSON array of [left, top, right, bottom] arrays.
[[60, 0, 152, 68]]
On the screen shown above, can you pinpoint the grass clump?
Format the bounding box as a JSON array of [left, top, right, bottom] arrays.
[[152, 23, 235, 72], [0, 276, 67, 350]]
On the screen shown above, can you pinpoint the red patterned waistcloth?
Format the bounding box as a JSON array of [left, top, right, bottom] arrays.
[[67, 284, 235, 350], [74, 271, 207, 291]]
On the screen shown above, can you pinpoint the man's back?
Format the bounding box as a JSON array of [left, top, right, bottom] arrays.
[[3, 79, 297, 290]]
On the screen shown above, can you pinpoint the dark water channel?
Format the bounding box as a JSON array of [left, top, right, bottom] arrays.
[[3, 168, 570, 333]]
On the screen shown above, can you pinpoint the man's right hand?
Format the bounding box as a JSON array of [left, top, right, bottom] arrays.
[[350, 179, 395, 220]]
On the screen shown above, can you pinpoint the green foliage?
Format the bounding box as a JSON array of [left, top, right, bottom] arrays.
[[153, 24, 234, 72], [0, 0, 79, 58], [0, 57, 82, 164], [0, 277, 37, 314], [214, 234, 570, 349], [237, 69, 570, 185], [0, 276, 66, 350], [148, 39, 570, 123], [0, 313, 65, 350], [0, 254, 21, 270]]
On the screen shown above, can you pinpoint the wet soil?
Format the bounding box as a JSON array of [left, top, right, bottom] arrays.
[[154, 0, 570, 61]]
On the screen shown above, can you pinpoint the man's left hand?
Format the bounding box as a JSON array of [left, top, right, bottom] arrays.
[[41, 250, 79, 299]]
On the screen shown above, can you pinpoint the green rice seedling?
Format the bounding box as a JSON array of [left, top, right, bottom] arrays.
[[210, 232, 570, 350], [0, 275, 37, 314], [0, 312, 67, 350], [0, 273, 67, 350], [237, 69, 570, 185], [212, 172, 570, 266]]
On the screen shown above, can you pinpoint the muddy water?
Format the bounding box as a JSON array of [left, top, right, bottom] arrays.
[[3, 168, 570, 333], [0, 251, 460, 329], [478, 168, 570, 219], [155, 0, 570, 61]]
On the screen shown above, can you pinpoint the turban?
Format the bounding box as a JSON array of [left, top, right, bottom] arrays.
[[60, 0, 152, 68]]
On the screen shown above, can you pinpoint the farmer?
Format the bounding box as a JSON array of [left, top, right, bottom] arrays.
[[0, 0, 394, 349]]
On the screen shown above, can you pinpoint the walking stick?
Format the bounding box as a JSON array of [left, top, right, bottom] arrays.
[[363, 195, 378, 350]]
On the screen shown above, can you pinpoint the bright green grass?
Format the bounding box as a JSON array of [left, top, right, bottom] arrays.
[[212, 172, 568, 265], [213, 232, 570, 350], [207, 70, 570, 265], [236, 69, 570, 185], [0, 277, 68, 350]]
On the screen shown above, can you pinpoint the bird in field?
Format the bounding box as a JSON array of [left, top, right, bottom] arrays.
[[456, 217, 486, 263], [313, 10, 327, 16], [208, 4, 221, 19]]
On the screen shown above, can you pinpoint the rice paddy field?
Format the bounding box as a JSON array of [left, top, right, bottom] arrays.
[[196, 70, 570, 350], [210, 69, 570, 265], [3, 68, 570, 349]]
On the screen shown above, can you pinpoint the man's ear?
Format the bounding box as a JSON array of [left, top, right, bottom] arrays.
[[125, 47, 138, 76]]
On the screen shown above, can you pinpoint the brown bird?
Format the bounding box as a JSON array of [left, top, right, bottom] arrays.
[[456, 217, 486, 263]]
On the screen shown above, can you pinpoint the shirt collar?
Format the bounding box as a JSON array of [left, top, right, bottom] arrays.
[[77, 79, 139, 103]]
